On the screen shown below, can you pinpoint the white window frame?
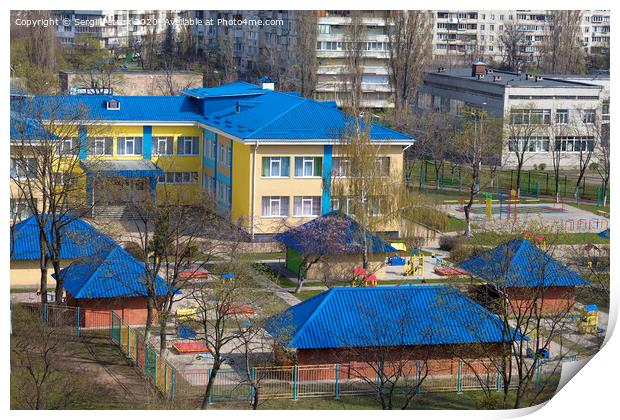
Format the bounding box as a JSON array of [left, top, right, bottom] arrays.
[[178, 136, 199, 156], [154, 137, 173, 156], [262, 196, 289, 218], [293, 196, 320, 217], [93, 137, 113, 156]]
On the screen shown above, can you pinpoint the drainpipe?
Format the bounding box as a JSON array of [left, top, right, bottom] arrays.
[[250, 140, 260, 240]]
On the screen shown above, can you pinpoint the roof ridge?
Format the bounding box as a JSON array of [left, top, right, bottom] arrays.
[[246, 96, 309, 138], [73, 244, 119, 298], [290, 288, 335, 345]]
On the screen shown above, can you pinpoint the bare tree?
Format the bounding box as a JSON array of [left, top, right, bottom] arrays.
[[386, 11, 433, 131], [11, 96, 105, 303], [190, 261, 256, 409], [461, 227, 588, 408], [499, 24, 527, 72], [294, 11, 318, 98], [506, 105, 551, 197], [453, 107, 503, 236], [572, 107, 601, 198], [540, 11, 586, 74], [342, 11, 366, 112], [590, 122, 610, 206]]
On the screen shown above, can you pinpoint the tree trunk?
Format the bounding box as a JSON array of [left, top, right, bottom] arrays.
[[201, 362, 220, 409], [145, 297, 154, 334], [252, 388, 259, 410], [159, 318, 167, 355], [52, 260, 63, 303]]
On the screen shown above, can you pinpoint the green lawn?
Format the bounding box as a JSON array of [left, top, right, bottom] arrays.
[[253, 263, 297, 288], [212, 386, 559, 410], [406, 160, 608, 203], [293, 289, 326, 301], [464, 231, 609, 246]]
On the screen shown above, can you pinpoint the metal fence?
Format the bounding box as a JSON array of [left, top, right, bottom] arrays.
[[13, 302, 560, 405]]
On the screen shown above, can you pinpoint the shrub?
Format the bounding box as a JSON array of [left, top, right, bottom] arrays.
[[538, 163, 546, 171], [439, 235, 461, 251]]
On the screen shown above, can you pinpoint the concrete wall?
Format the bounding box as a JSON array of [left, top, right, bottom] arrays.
[[10, 259, 77, 289], [60, 71, 203, 96]]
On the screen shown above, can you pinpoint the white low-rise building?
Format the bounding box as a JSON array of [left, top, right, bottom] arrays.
[[416, 63, 604, 169]]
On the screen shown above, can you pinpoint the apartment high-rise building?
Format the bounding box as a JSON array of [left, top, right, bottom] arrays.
[[315, 10, 391, 109], [51, 10, 186, 48], [191, 10, 298, 82]]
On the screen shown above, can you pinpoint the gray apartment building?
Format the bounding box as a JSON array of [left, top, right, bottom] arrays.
[[416, 63, 604, 169]]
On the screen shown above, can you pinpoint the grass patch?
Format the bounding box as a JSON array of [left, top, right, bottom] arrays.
[[253, 263, 297, 288], [293, 289, 326, 301], [214, 386, 559, 410], [464, 232, 609, 246]]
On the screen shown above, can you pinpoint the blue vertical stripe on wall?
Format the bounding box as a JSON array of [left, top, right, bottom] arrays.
[[142, 126, 152, 160], [229, 143, 233, 209], [322, 145, 333, 215], [78, 125, 88, 160]]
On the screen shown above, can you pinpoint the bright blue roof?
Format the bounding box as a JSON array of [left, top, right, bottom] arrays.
[[274, 212, 397, 255], [598, 229, 610, 239], [11, 215, 116, 261], [14, 82, 412, 143], [11, 112, 58, 141], [265, 286, 514, 349], [459, 239, 589, 288], [58, 244, 170, 299]]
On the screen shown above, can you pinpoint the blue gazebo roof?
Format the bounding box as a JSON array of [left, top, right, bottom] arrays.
[[598, 229, 610, 240], [11, 215, 116, 261], [273, 212, 397, 255], [459, 239, 589, 288], [57, 244, 171, 299], [264, 286, 515, 349]]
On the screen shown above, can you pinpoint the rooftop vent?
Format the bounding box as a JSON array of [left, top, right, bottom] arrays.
[[437, 66, 446, 73], [486, 68, 494, 74], [477, 73, 485, 80], [106, 99, 120, 110], [493, 75, 502, 82], [258, 76, 276, 91], [535, 75, 544, 81], [525, 74, 534, 80], [471, 62, 487, 77]]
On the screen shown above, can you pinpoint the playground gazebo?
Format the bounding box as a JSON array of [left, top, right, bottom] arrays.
[[57, 244, 171, 327], [459, 239, 589, 314], [265, 285, 513, 375], [273, 211, 397, 280], [10, 215, 116, 289]]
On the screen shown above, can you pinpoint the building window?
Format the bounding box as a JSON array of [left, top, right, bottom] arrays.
[[602, 100, 610, 120], [318, 24, 331, 34], [293, 196, 321, 217], [261, 196, 290, 217], [508, 137, 550, 152], [10, 158, 37, 179], [154, 137, 174, 156], [262, 157, 290, 177], [555, 137, 595, 153], [581, 109, 596, 124], [294, 157, 322, 177], [331, 157, 350, 177], [556, 110, 569, 125], [158, 172, 198, 184], [178, 136, 199, 155], [203, 131, 217, 160], [376, 157, 390, 177], [10, 199, 34, 222], [57, 138, 76, 155], [203, 173, 215, 195], [367, 197, 384, 216], [510, 109, 551, 125], [117, 137, 143, 155], [92, 137, 113, 156]]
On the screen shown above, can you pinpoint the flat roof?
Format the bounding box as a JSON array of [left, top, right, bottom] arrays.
[[427, 68, 603, 89]]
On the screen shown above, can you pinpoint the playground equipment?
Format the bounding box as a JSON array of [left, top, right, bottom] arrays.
[[525, 333, 551, 359], [177, 324, 197, 339], [352, 267, 379, 287], [522, 231, 547, 249], [578, 304, 600, 334], [172, 341, 210, 354], [484, 193, 493, 221], [403, 253, 425, 276], [387, 255, 407, 266], [176, 307, 198, 322]]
